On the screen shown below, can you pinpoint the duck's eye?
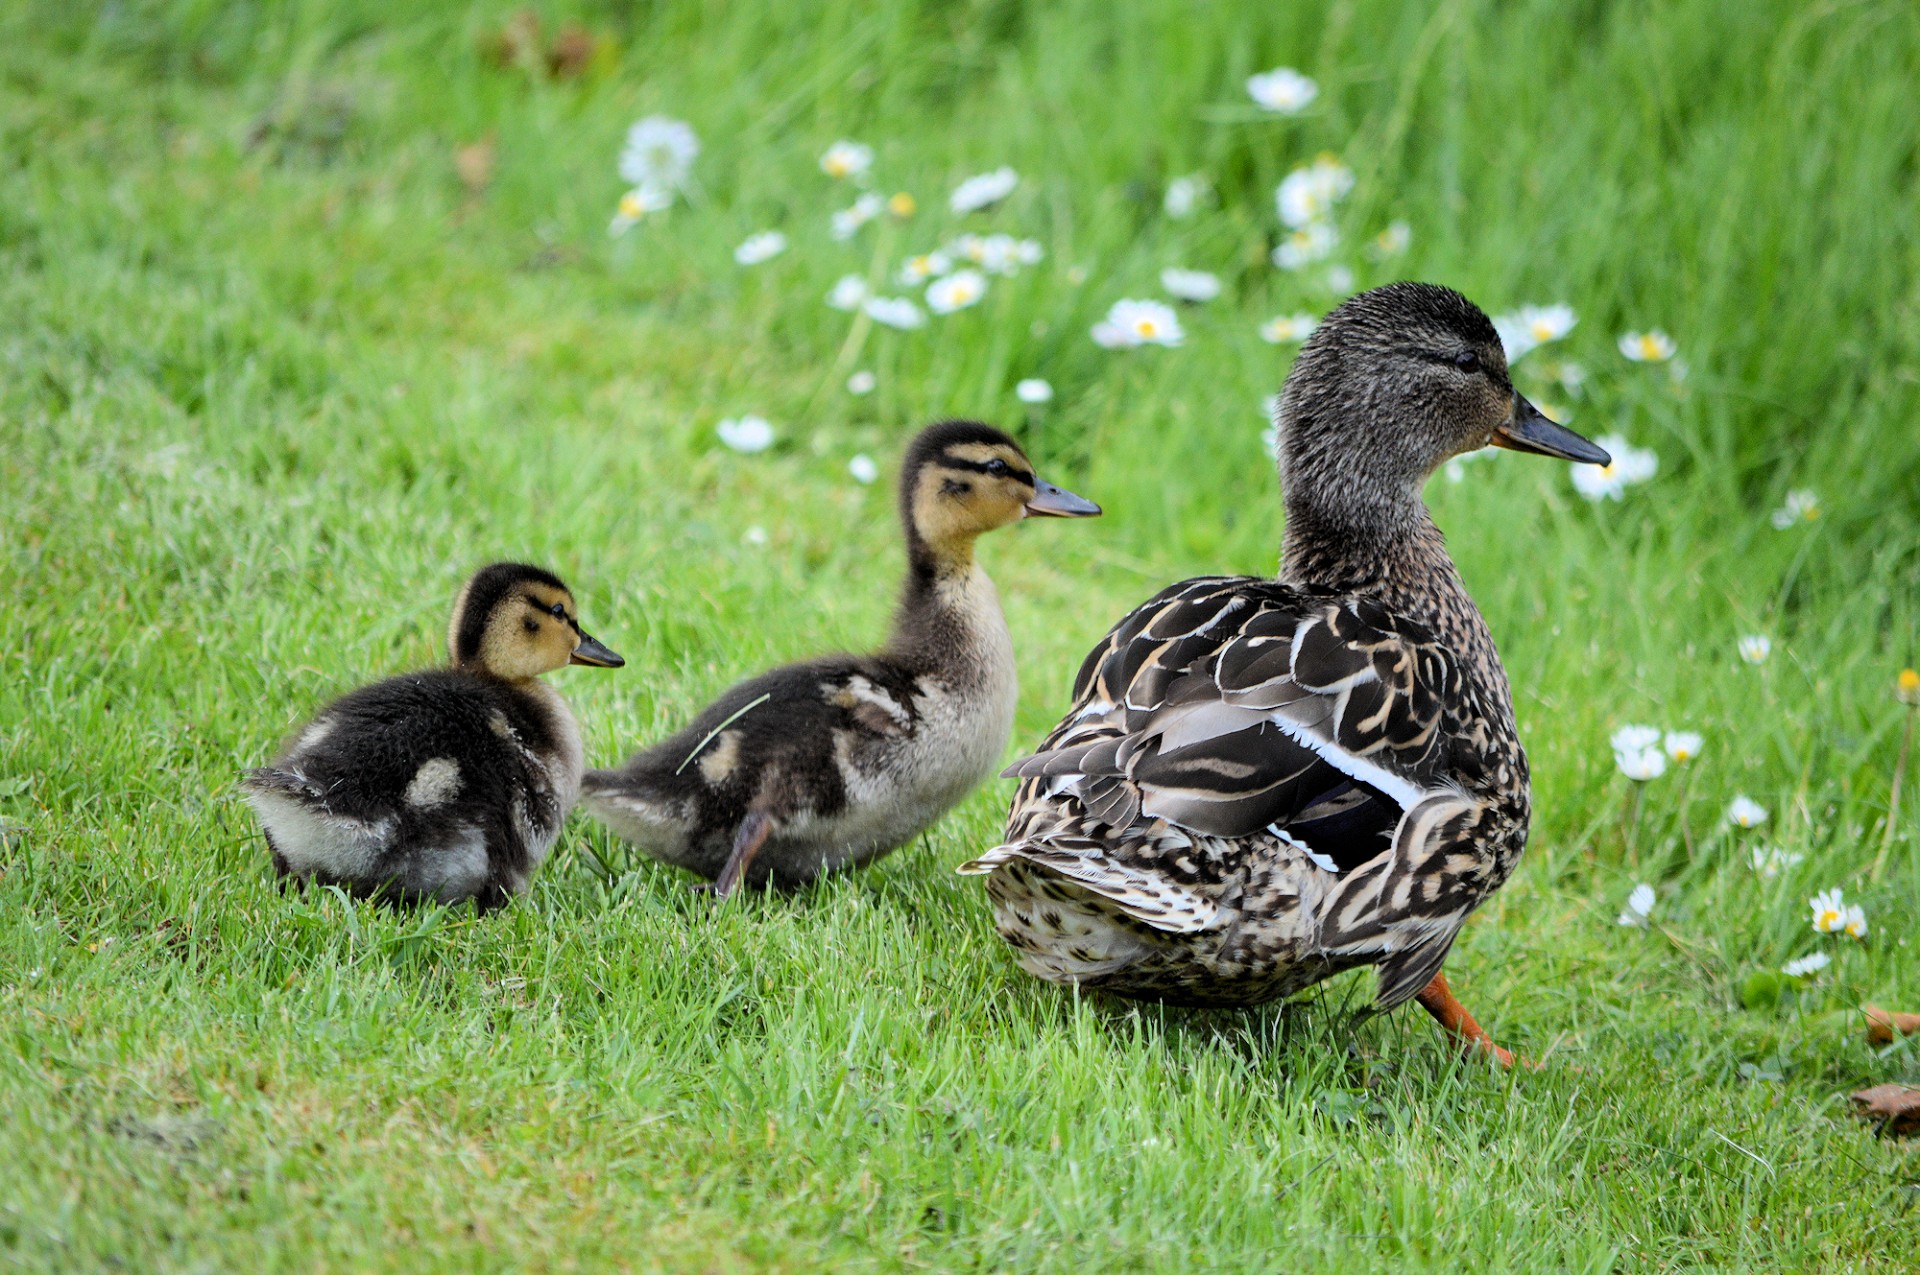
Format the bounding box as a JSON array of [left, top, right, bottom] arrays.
[[983, 458, 1011, 477], [548, 602, 568, 621], [1454, 351, 1482, 374]]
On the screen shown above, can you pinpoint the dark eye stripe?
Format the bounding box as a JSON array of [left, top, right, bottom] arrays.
[[941, 457, 1034, 484]]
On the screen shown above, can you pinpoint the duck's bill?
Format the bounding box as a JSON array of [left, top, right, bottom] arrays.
[[1491, 394, 1612, 465], [1025, 478, 1102, 518], [569, 633, 625, 668]]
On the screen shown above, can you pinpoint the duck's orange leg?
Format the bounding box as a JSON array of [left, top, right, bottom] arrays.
[[1416, 972, 1519, 1068]]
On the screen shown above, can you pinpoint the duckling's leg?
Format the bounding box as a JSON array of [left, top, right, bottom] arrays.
[[1415, 973, 1517, 1068], [707, 811, 774, 899]]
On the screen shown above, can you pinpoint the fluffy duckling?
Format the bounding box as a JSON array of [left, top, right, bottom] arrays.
[[242, 562, 624, 910], [580, 420, 1100, 896]]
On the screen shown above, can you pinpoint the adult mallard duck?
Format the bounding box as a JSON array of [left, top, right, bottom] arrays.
[[581, 420, 1100, 896], [959, 283, 1608, 1065], [242, 562, 624, 910]]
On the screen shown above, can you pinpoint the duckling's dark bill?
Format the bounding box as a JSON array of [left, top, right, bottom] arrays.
[[1026, 479, 1102, 518], [570, 634, 625, 667], [1490, 394, 1611, 465]]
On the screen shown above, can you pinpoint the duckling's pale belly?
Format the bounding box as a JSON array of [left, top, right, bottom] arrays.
[[779, 666, 1018, 877]]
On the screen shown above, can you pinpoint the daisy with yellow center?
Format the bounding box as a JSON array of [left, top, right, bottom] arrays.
[[1809, 889, 1868, 939], [1260, 313, 1318, 344], [1618, 329, 1677, 362], [887, 192, 916, 217], [1769, 489, 1820, 529], [608, 185, 671, 236], [1091, 299, 1184, 349], [926, 269, 987, 315], [819, 140, 872, 181]]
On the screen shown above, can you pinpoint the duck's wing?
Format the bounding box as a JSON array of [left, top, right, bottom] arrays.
[[966, 576, 1480, 1006]]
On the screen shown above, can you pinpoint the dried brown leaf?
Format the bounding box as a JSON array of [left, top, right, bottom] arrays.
[[1849, 1084, 1920, 1135]]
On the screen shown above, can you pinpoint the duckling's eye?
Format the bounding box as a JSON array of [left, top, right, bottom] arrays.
[[1453, 351, 1482, 375], [983, 458, 1011, 477], [548, 602, 568, 621]]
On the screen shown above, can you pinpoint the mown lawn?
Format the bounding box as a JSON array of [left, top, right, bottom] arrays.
[[3, 1, 1918, 1269]]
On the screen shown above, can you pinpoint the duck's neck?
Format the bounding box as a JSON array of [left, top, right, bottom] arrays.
[[884, 532, 1011, 685], [1280, 482, 1508, 710]]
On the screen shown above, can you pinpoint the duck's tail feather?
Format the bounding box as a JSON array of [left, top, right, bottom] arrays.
[[958, 836, 1227, 935]]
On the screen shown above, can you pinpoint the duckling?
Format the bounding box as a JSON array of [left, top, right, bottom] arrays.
[[961, 283, 1611, 1066], [242, 562, 624, 910], [580, 420, 1100, 896]]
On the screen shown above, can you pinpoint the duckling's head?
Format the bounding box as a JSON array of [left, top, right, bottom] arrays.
[[1276, 282, 1609, 524], [899, 420, 1101, 572], [447, 562, 624, 681]]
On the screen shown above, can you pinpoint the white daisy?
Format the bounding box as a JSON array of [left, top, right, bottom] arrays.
[[926, 269, 987, 314], [1749, 846, 1804, 878], [950, 167, 1018, 214], [1091, 299, 1184, 349], [826, 274, 870, 311], [1494, 304, 1577, 361], [1663, 731, 1703, 763], [1617, 883, 1656, 927], [848, 454, 879, 485], [863, 296, 926, 330], [819, 140, 873, 181], [897, 251, 952, 286], [1369, 220, 1411, 259], [1738, 635, 1772, 665], [1809, 889, 1850, 935], [1769, 490, 1820, 530], [1783, 952, 1831, 978], [1726, 795, 1769, 829], [1324, 264, 1355, 294], [1246, 67, 1318, 115], [1615, 747, 1667, 781], [743, 525, 769, 546], [716, 415, 775, 454], [608, 185, 672, 236], [1160, 268, 1221, 303], [1164, 174, 1206, 219], [1843, 905, 1868, 939], [845, 370, 876, 396], [1570, 435, 1658, 501], [733, 231, 787, 265], [1015, 378, 1054, 404], [1618, 329, 1677, 362], [948, 233, 1038, 276], [619, 116, 699, 191], [1610, 724, 1662, 753], [831, 192, 886, 241], [1260, 313, 1318, 344], [1271, 221, 1338, 270], [1275, 156, 1355, 228]]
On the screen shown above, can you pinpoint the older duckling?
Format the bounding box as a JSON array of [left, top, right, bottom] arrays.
[[962, 283, 1610, 1066], [581, 420, 1100, 896], [242, 562, 624, 910]]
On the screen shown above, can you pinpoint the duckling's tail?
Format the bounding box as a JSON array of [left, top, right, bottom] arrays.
[[239, 766, 323, 800]]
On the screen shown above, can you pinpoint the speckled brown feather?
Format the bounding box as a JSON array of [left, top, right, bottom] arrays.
[[962, 283, 1559, 1012]]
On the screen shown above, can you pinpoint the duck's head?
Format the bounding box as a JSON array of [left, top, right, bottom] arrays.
[[1276, 282, 1609, 521], [899, 420, 1101, 571], [447, 562, 624, 681]]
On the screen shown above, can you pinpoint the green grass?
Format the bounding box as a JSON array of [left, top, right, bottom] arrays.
[[4, 0, 1919, 1268]]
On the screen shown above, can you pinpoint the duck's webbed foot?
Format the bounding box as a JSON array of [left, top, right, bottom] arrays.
[[700, 811, 774, 900], [1415, 972, 1531, 1069]]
